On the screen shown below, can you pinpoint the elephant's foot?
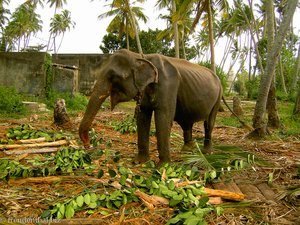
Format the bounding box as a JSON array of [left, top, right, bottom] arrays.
[[181, 141, 197, 153], [202, 147, 213, 154], [134, 153, 150, 164], [203, 139, 213, 154]]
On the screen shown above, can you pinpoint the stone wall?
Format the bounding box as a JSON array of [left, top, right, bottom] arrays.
[[52, 54, 108, 95], [0, 52, 47, 96], [0, 52, 107, 96]]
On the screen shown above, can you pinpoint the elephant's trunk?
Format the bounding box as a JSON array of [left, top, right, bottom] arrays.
[[79, 82, 109, 148]]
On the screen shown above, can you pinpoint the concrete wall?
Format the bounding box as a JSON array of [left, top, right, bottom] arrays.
[[52, 54, 108, 95], [0, 52, 46, 96], [0, 52, 107, 96]]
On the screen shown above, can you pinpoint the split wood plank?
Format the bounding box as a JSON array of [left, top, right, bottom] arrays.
[[0, 140, 68, 150], [238, 184, 266, 201], [17, 137, 46, 144], [4, 147, 60, 155], [256, 183, 276, 200], [8, 176, 105, 186]]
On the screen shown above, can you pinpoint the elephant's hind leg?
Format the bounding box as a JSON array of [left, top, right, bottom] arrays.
[[202, 104, 219, 154], [181, 125, 196, 152]]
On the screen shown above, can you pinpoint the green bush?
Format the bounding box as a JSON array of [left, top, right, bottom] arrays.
[[0, 86, 26, 113], [245, 77, 260, 100], [44, 92, 88, 111]]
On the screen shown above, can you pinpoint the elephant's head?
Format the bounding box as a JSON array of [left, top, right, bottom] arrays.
[[79, 49, 158, 147]]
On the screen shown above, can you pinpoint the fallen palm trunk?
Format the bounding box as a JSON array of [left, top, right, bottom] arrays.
[[8, 176, 105, 186], [134, 189, 239, 210], [174, 180, 245, 201], [16, 137, 46, 144], [0, 139, 68, 150], [134, 189, 169, 210], [204, 188, 245, 201], [4, 147, 60, 155]]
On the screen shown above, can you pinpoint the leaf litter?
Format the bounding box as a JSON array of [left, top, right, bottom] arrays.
[[0, 104, 299, 225]]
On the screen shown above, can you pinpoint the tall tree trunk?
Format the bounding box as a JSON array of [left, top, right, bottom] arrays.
[[251, 0, 298, 137], [278, 55, 287, 93], [126, 21, 130, 50], [172, 0, 180, 58], [127, 3, 142, 54], [265, 0, 280, 128], [291, 43, 300, 91], [293, 86, 300, 115], [235, 0, 264, 73], [207, 0, 216, 74]]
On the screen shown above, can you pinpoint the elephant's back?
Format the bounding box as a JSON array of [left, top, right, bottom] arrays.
[[175, 61, 222, 122]]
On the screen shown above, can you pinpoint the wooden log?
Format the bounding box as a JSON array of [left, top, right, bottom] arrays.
[[8, 176, 105, 186], [134, 189, 169, 210], [174, 180, 245, 201], [207, 197, 223, 205], [4, 147, 60, 155], [17, 137, 46, 144], [0, 140, 68, 150], [204, 188, 246, 201]]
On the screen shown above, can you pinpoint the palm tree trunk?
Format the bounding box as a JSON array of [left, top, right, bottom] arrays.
[[251, 0, 298, 137], [172, 0, 180, 58], [278, 55, 287, 94], [127, 4, 142, 54], [293, 86, 300, 115], [265, 0, 280, 129], [126, 21, 130, 50], [207, 0, 216, 74], [291, 43, 300, 91], [57, 32, 65, 53]]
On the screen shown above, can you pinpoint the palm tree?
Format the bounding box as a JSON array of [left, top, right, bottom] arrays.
[[49, 9, 75, 53], [157, 0, 193, 59], [46, 0, 67, 51], [5, 3, 42, 51], [156, 0, 180, 58], [251, 0, 298, 137], [0, 0, 10, 51], [98, 0, 147, 54], [178, 0, 228, 73]]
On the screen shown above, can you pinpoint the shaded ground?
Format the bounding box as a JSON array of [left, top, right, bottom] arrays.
[[0, 102, 299, 225]]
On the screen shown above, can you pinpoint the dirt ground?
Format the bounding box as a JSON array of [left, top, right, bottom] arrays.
[[0, 104, 299, 225]]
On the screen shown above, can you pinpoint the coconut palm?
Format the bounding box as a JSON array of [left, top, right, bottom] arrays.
[[251, 0, 298, 137], [157, 0, 193, 59], [177, 0, 228, 73], [46, 0, 67, 51], [0, 0, 10, 51], [156, 0, 180, 58], [49, 9, 75, 53], [98, 0, 147, 54], [5, 3, 42, 51]]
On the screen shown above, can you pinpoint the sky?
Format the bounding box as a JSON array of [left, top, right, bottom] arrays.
[[8, 1, 167, 54], [7, 1, 300, 56]]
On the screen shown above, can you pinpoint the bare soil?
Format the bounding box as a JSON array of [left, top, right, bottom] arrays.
[[0, 103, 299, 225]]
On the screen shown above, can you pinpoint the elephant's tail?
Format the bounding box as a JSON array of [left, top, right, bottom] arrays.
[[221, 96, 252, 130]]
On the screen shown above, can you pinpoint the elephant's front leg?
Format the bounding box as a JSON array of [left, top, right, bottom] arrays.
[[154, 110, 173, 164], [136, 109, 153, 163]]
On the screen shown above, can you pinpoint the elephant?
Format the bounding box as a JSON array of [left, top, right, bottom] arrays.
[[79, 49, 222, 165]]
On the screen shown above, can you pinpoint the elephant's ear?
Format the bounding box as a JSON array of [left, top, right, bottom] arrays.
[[134, 58, 158, 92]]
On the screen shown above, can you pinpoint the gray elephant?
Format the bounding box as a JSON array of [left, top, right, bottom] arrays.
[[79, 49, 222, 165]]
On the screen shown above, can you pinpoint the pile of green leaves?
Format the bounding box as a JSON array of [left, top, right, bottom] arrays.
[[112, 115, 137, 134], [0, 147, 94, 180], [42, 161, 220, 223], [5, 124, 65, 141], [54, 147, 94, 174]]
